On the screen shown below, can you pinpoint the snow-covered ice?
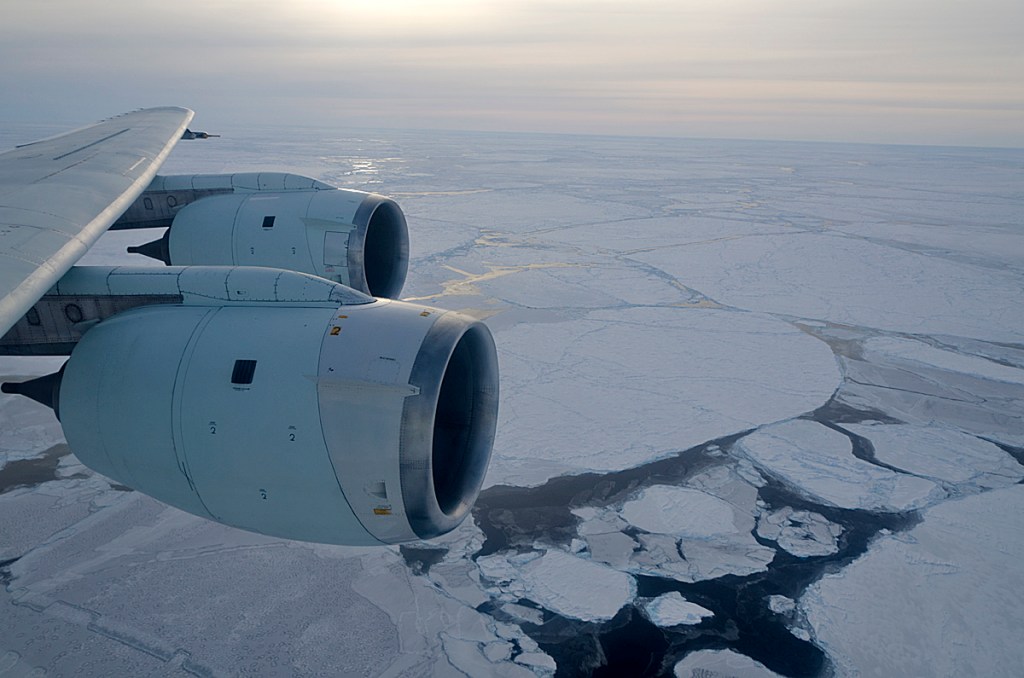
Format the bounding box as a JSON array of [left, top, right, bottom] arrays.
[[485, 307, 839, 487], [0, 372, 66, 465], [477, 549, 635, 622], [674, 649, 782, 678], [756, 507, 842, 558], [638, 592, 713, 627], [735, 420, 944, 511], [620, 486, 738, 538], [633, 232, 1024, 343], [573, 476, 778, 583], [833, 331, 1024, 449], [802, 485, 1024, 678], [862, 336, 1024, 386], [838, 423, 1023, 490], [767, 595, 796, 615], [4, 491, 552, 678]]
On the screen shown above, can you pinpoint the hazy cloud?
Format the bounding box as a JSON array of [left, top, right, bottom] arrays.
[[2, 0, 1021, 145]]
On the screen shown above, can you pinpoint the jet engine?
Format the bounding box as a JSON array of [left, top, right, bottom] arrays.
[[7, 267, 498, 545], [121, 174, 409, 298]]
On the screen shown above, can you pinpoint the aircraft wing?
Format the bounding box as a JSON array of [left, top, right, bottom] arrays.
[[0, 108, 498, 547], [0, 107, 194, 336]]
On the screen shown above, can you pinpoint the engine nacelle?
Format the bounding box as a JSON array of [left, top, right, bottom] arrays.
[[122, 174, 409, 298], [56, 294, 498, 545]]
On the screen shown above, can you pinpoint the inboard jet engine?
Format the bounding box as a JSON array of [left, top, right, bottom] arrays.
[[0, 108, 498, 545]]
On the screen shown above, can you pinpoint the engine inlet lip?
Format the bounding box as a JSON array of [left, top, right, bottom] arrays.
[[399, 313, 499, 540], [351, 195, 409, 299]]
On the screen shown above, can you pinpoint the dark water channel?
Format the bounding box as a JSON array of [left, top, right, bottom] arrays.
[[468, 401, 922, 677], [0, 444, 75, 494]]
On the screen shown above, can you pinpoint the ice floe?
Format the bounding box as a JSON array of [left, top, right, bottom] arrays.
[[4, 490, 554, 677], [476, 549, 635, 623], [802, 485, 1024, 677], [674, 649, 782, 678], [756, 507, 842, 558], [638, 592, 713, 627], [621, 486, 737, 538], [573, 477, 777, 583], [735, 420, 944, 511], [767, 595, 796, 615], [633, 232, 1024, 343], [488, 307, 840, 487], [862, 337, 1024, 386], [838, 423, 1023, 490], [834, 334, 1024, 448]]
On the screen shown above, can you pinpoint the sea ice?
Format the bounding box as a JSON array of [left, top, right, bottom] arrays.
[[571, 507, 637, 568], [579, 531, 637, 569], [674, 649, 782, 678], [0, 391, 66, 465], [829, 331, 1024, 448], [499, 603, 545, 626], [632, 232, 1024, 343], [756, 507, 842, 558], [862, 336, 1024, 386], [802, 485, 1024, 677], [0, 484, 93, 560], [573, 478, 777, 583], [487, 307, 839, 487], [767, 595, 795, 615], [540, 214, 785, 257], [77, 228, 167, 267], [838, 423, 1023, 490], [620, 486, 738, 538], [476, 549, 635, 623], [638, 592, 713, 627], [4, 491, 551, 677], [631, 534, 776, 583], [735, 420, 943, 511]]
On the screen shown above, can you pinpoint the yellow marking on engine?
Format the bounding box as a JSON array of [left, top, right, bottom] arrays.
[[419, 310, 431, 317], [373, 507, 392, 516]]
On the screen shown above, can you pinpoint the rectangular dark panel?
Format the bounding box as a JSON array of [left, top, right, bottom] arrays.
[[231, 359, 258, 385]]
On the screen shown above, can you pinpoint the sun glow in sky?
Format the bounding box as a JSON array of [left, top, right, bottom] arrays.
[[2, 0, 1022, 146]]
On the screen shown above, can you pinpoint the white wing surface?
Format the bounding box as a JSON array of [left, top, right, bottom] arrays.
[[0, 107, 193, 336]]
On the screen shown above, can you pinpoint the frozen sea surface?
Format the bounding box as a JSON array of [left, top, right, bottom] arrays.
[[2, 126, 1023, 676], [638, 592, 714, 627], [736, 420, 944, 512], [756, 507, 842, 558], [802, 485, 1024, 678], [837, 422, 1023, 491], [674, 649, 782, 678], [487, 308, 839, 487], [477, 549, 635, 622]]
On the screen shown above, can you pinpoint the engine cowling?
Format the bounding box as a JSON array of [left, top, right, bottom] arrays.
[[163, 190, 409, 298], [122, 174, 410, 299], [56, 296, 498, 545]]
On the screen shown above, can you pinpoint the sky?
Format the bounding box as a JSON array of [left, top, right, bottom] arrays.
[[1, 0, 1022, 147]]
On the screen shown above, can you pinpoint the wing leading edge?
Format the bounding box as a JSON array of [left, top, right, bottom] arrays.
[[0, 107, 194, 336]]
